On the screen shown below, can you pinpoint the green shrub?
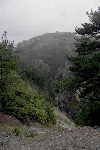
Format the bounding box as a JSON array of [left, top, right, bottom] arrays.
[[2, 71, 56, 125], [24, 132, 37, 137], [12, 127, 20, 136], [75, 100, 100, 127]]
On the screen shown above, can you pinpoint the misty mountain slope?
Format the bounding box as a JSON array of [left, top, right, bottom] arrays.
[[15, 32, 77, 77]]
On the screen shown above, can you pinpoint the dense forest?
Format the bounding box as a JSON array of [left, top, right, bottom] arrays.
[[0, 7, 100, 127]]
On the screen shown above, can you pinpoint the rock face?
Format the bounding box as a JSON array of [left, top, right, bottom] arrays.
[[14, 32, 77, 77], [55, 91, 77, 121], [31, 59, 50, 73]]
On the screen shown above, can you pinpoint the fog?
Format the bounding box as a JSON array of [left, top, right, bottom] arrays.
[[0, 0, 99, 45]]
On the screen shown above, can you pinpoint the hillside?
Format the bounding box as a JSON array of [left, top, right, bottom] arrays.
[[14, 32, 77, 78], [13, 32, 78, 121]]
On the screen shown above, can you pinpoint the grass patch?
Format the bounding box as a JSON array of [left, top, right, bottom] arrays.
[[12, 127, 20, 136], [24, 132, 37, 137]]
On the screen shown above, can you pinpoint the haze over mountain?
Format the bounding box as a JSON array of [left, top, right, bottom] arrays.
[[15, 32, 77, 78]]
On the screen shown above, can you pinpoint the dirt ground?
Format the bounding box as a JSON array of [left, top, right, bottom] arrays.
[[0, 108, 100, 150]]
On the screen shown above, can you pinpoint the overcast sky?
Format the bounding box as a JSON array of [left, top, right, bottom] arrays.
[[0, 0, 100, 46]]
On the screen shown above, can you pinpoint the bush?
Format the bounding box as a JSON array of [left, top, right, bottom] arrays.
[[75, 100, 100, 126], [2, 71, 56, 125], [12, 127, 20, 136]]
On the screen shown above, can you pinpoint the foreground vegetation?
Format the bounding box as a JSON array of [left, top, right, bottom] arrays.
[[65, 7, 100, 127], [0, 32, 56, 125], [3, 71, 56, 124]]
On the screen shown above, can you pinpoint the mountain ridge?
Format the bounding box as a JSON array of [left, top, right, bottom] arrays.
[[15, 32, 77, 78]]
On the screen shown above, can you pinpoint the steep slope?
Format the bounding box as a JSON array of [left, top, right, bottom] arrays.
[[1, 70, 56, 124], [15, 32, 77, 77]]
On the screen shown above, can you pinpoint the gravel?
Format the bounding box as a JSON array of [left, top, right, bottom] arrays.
[[0, 111, 100, 150], [0, 126, 100, 150]]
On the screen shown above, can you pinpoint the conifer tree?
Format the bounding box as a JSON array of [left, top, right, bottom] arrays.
[[66, 7, 100, 126], [0, 31, 17, 109]]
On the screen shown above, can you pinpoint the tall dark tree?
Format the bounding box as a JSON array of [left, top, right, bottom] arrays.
[[66, 7, 100, 126], [0, 31, 17, 109]]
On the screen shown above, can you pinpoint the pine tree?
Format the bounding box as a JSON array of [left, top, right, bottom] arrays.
[[0, 31, 17, 109], [66, 8, 100, 126]]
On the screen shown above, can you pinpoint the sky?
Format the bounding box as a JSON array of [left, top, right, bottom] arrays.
[[0, 0, 100, 46]]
